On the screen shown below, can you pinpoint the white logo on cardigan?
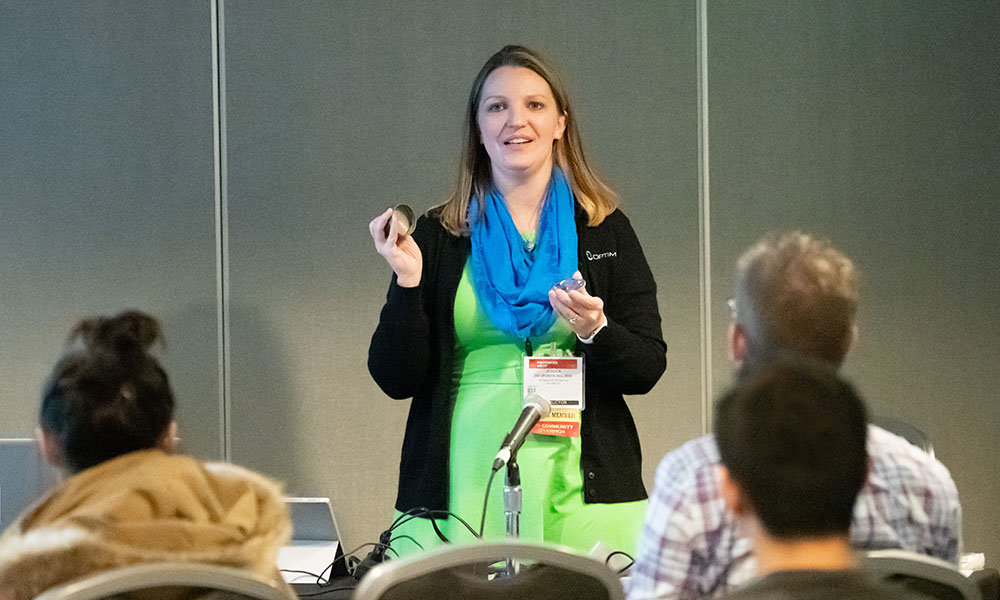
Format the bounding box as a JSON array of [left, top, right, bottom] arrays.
[[586, 250, 617, 261]]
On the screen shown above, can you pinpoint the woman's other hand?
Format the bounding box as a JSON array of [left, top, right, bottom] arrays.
[[369, 208, 422, 287], [548, 271, 607, 339]]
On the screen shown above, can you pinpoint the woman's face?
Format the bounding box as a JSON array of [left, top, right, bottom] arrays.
[[477, 65, 566, 180]]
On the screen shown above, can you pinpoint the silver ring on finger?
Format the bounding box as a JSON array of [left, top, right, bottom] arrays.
[[569, 315, 580, 324]]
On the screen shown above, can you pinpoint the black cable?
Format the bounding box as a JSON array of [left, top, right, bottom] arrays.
[[432, 509, 480, 539], [389, 509, 480, 540], [390, 513, 446, 542], [388, 506, 434, 530], [389, 534, 425, 551], [606, 550, 635, 575], [479, 467, 500, 538], [298, 541, 389, 586], [329, 506, 485, 585], [389, 508, 437, 528], [279, 568, 329, 585], [429, 514, 450, 543]]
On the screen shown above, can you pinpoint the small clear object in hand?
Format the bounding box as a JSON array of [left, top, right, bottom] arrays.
[[383, 204, 416, 237], [553, 278, 586, 292]]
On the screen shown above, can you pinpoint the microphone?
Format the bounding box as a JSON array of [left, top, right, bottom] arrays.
[[492, 393, 551, 472]]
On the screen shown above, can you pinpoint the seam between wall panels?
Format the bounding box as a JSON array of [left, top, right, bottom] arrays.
[[696, 0, 712, 435], [211, 0, 232, 462]]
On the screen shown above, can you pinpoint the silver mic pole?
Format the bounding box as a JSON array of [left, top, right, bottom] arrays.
[[503, 459, 521, 576]]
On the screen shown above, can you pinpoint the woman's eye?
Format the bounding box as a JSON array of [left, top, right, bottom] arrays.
[[487, 102, 505, 112], [529, 101, 544, 110]]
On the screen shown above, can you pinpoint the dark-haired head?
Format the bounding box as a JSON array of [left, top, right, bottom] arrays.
[[435, 44, 618, 235], [39, 310, 175, 473], [731, 232, 858, 369], [714, 362, 869, 540]]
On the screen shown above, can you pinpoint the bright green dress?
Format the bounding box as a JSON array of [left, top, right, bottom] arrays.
[[390, 255, 647, 558]]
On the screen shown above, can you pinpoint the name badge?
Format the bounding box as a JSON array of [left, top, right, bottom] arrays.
[[523, 356, 585, 437]]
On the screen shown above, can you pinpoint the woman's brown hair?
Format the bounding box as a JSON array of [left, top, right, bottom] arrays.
[[434, 45, 618, 236]]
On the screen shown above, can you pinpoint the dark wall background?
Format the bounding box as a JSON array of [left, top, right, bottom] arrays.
[[1, 0, 996, 563], [0, 1, 221, 459]]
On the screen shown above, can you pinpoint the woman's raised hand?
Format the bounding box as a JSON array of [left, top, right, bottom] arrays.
[[548, 271, 607, 339], [369, 208, 422, 287]]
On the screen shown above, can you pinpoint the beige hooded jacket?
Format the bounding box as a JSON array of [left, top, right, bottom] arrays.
[[0, 449, 292, 599]]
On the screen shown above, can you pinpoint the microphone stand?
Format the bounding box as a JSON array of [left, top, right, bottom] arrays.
[[502, 457, 521, 577], [493, 393, 550, 579]]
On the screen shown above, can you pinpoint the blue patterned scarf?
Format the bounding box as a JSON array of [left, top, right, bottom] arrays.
[[468, 168, 578, 338]]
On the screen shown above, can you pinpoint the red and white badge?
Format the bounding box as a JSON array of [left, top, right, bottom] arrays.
[[523, 356, 584, 437]]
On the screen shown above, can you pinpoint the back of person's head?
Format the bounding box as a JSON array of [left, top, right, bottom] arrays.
[[40, 310, 174, 473], [733, 232, 858, 367], [714, 363, 869, 540]]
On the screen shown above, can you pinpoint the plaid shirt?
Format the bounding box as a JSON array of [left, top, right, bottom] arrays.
[[627, 425, 962, 600]]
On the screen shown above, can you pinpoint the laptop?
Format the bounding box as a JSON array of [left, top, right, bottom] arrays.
[[279, 497, 347, 583], [0, 438, 57, 530]]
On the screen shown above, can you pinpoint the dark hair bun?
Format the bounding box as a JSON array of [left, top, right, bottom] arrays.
[[69, 310, 164, 364], [41, 310, 174, 473]]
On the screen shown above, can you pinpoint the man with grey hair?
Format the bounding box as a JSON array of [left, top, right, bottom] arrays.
[[729, 232, 858, 366], [627, 232, 961, 600]]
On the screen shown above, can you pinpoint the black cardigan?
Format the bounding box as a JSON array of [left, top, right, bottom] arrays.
[[368, 207, 667, 512]]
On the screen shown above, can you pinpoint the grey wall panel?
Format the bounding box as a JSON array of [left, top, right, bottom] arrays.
[[708, 1, 1000, 562], [0, 2, 221, 459], [223, 1, 700, 550], [4, 0, 995, 577]]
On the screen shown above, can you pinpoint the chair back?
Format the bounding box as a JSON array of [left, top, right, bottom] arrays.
[[864, 549, 982, 600], [33, 562, 297, 600], [353, 542, 624, 600], [872, 417, 935, 458]]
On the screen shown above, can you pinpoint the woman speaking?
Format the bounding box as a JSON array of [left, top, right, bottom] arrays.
[[368, 45, 666, 555]]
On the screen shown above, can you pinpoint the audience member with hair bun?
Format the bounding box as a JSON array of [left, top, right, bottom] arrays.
[[0, 310, 293, 599]]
